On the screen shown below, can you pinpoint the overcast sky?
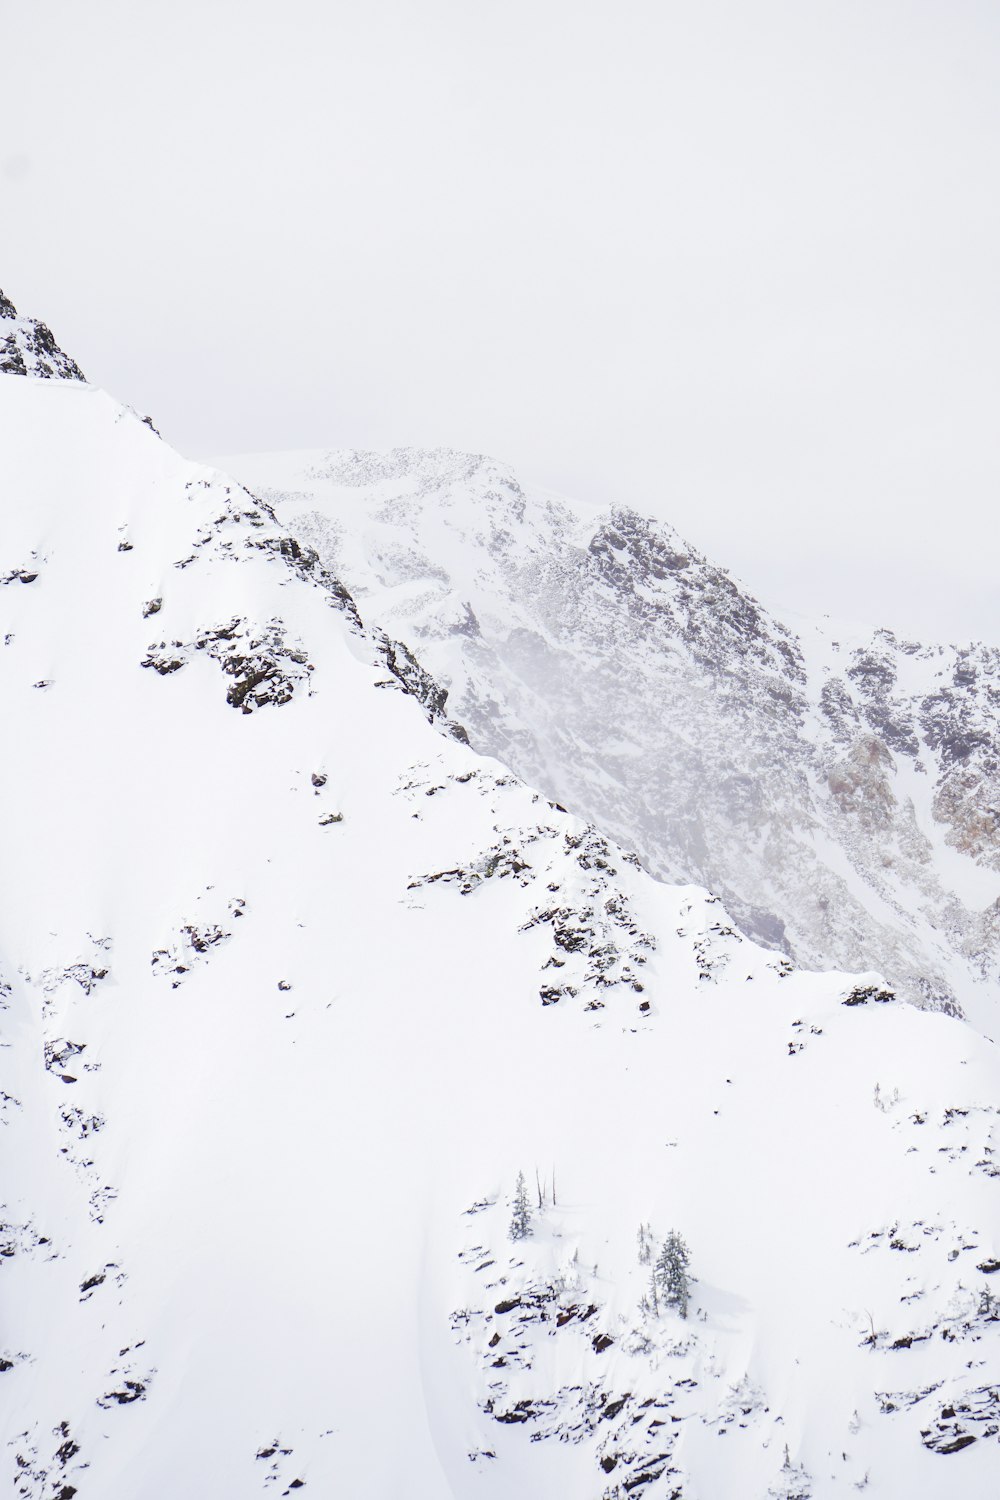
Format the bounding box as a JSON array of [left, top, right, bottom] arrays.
[[5, 1, 999, 643]]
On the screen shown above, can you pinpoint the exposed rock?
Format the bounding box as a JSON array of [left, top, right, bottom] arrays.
[[0, 290, 86, 381]]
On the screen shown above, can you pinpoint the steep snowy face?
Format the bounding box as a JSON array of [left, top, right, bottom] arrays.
[[0, 290, 86, 381], [219, 447, 1000, 1020], [3, 329, 1000, 1499]]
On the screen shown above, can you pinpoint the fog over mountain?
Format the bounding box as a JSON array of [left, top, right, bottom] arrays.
[[6, 1, 1000, 641], [224, 444, 1000, 1027]]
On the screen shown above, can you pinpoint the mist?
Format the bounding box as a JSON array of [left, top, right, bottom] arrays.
[[5, 0, 999, 641]]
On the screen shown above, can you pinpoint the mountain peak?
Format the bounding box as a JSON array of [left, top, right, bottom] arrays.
[[5, 302, 1000, 1497], [0, 289, 86, 381]]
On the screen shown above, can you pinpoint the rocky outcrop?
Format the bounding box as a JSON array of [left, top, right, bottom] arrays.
[[0, 290, 86, 381]]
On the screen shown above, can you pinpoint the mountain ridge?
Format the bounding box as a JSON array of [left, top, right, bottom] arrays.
[[1, 300, 999, 1496], [221, 444, 1000, 1022]]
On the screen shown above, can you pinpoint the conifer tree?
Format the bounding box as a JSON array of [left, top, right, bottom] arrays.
[[653, 1230, 691, 1318], [508, 1170, 533, 1241]]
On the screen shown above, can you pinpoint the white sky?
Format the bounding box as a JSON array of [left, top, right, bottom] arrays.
[[4, 0, 999, 643]]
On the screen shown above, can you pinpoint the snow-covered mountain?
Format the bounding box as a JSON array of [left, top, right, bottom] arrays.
[[217, 447, 1000, 1023], [3, 299, 1000, 1499]]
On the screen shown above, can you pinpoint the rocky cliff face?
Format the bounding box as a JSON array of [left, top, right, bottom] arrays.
[[222, 446, 1000, 1021], [0, 290, 86, 381]]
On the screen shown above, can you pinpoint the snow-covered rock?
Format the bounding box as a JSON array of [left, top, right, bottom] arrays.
[[0, 289, 86, 382], [2, 312, 1000, 1498], [218, 447, 1000, 1022]]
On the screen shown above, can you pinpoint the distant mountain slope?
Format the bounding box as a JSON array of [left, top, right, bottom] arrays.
[[0, 289, 86, 380], [219, 447, 1000, 1022], [3, 308, 1000, 1499]]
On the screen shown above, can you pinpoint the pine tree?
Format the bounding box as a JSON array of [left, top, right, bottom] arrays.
[[508, 1170, 532, 1241], [653, 1230, 691, 1318]]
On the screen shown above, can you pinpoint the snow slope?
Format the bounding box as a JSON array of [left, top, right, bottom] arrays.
[[1, 322, 1000, 1498], [217, 446, 1000, 1022]]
